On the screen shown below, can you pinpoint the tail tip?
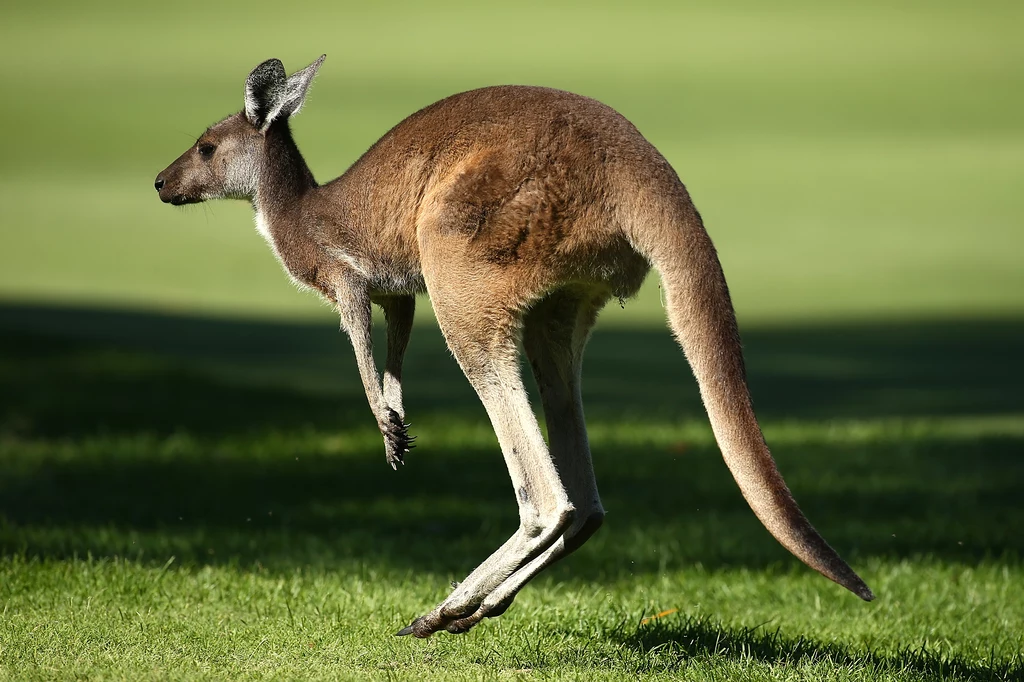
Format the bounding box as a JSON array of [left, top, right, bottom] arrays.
[[851, 581, 875, 602], [831, 567, 874, 601]]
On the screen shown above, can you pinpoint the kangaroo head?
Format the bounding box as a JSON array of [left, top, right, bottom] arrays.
[[155, 55, 325, 206]]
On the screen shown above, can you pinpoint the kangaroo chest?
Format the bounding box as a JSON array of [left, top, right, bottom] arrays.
[[254, 211, 336, 299]]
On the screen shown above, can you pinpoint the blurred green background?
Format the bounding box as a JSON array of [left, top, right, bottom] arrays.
[[2, 0, 1021, 323], [1, 1, 1023, 679]]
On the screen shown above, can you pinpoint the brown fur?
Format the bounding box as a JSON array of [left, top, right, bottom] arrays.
[[156, 59, 873, 639]]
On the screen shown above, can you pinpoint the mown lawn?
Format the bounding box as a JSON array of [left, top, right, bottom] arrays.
[[1, 0, 1023, 679], [1, 308, 1022, 680]]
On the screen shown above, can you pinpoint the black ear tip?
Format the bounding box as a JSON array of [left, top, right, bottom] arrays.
[[249, 58, 286, 80]]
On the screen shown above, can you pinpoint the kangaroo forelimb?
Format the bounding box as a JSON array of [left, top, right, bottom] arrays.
[[380, 294, 415, 423], [337, 281, 414, 469]]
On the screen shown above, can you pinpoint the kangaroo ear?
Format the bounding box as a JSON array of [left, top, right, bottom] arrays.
[[244, 58, 288, 131], [279, 54, 326, 119]]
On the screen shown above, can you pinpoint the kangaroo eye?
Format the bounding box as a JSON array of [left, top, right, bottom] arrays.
[[197, 143, 216, 159]]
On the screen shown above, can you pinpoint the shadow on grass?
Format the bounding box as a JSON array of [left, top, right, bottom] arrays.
[[619, 615, 1022, 681], [2, 302, 1023, 434], [0, 302, 1022, 576]]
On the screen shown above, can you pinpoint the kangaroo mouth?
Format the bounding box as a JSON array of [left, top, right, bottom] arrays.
[[167, 194, 202, 206]]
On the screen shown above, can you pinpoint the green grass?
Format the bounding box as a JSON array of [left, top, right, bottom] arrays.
[[1, 0, 1023, 679], [1, 308, 1022, 680]]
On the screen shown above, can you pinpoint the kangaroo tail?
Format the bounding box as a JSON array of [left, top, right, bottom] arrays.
[[631, 191, 873, 601]]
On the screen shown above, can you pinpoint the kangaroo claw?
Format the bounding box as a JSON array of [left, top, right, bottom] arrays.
[[382, 408, 415, 469]]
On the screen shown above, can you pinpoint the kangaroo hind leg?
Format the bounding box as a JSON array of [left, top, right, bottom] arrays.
[[398, 245, 580, 636], [462, 286, 610, 623], [399, 272, 609, 636]]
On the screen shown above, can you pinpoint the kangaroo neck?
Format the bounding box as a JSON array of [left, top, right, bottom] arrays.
[[253, 120, 316, 229]]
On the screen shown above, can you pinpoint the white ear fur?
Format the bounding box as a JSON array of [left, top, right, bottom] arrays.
[[279, 54, 326, 118], [243, 55, 326, 133]]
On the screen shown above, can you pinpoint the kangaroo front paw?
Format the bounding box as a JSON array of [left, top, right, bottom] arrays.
[[381, 407, 415, 470]]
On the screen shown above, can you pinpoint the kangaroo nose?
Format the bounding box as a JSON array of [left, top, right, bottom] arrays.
[[154, 177, 165, 191]]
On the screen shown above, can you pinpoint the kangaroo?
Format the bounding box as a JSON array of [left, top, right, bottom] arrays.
[[155, 56, 873, 637]]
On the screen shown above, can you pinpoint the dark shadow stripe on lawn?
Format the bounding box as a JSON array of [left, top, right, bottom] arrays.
[[1, 302, 1023, 433], [0, 302, 1022, 574]]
